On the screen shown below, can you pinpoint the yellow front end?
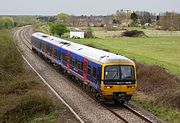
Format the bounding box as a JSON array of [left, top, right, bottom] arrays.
[[101, 62, 137, 100]]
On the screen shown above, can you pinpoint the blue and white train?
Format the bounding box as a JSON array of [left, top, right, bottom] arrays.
[[31, 32, 137, 103]]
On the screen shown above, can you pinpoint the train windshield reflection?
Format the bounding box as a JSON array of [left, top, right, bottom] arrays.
[[105, 65, 134, 82]]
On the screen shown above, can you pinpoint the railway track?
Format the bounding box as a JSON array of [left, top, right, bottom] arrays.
[[15, 26, 162, 123]]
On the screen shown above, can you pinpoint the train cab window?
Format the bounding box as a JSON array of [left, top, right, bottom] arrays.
[[54, 49, 58, 57], [93, 67, 96, 79], [88, 65, 91, 75]]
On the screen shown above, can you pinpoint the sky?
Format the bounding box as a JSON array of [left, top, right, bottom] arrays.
[[0, 0, 180, 15]]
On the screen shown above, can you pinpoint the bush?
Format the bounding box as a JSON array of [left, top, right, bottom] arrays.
[[121, 30, 147, 37], [1, 95, 55, 123], [84, 27, 94, 38], [136, 62, 180, 109], [0, 80, 37, 95], [0, 31, 23, 81]]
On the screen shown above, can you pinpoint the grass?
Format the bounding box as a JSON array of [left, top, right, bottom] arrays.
[[0, 30, 59, 122], [133, 96, 180, 123], [0, 30, 23, 81], [69, 37, 180, 75], [30, 112, 59, 123], [2, 95, 55, 123]]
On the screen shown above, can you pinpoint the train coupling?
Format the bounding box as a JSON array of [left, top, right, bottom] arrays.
[[113, 92, 132, 103]]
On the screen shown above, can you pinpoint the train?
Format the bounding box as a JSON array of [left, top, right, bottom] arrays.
[[31, 32, 137, 104]]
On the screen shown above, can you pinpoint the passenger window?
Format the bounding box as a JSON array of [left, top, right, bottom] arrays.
[[88, 65, 91, 75], [72, 58, 75, 66], [97, 67, 101, 83], [54, 49, 58, 57], [77, 60, 81, 69], [46, 45, 52, 56], [70, 57, 75, 66], [75, 59, 77, 67], [62, 53, 67, 62], [93, 67, 96, 78], [81, 62, 84, 71]]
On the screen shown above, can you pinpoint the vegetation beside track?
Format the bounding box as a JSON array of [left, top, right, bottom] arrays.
[[133, 96, 180, 123], [0, 30, 60, 122]]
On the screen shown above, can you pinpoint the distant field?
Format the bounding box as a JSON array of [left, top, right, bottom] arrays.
[[75, 27, 180, 38], [70, 37, 180, 75], [94, 29, 180, 38]]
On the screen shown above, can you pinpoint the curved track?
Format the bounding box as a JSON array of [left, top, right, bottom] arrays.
[[15, 26, 163, 123]]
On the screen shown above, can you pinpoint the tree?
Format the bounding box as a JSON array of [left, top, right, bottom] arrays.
[[50, 23, 69, 37], [56, 13, 70, 23], [159, 12, 180, 30], [130, 12, 138, 22], [0, 17, 14, 30], [112, 10, 127, 24], [84, 27, 94, 38]]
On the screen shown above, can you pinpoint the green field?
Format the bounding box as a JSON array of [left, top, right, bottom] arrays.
[[70, 36, 180, 75]]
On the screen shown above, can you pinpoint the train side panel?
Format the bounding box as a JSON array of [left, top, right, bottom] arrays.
[[31, 36, 102, 93]]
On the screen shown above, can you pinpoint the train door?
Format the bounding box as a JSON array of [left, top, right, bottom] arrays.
[[83, 58, 88, 82]]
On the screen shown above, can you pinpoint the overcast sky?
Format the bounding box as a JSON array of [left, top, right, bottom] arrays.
[[0, 0, 179, 15]]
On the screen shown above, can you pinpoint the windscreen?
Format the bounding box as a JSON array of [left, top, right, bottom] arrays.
[[105, 65, 135, 82]]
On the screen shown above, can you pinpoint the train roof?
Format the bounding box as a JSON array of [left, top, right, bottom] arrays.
[[32, 32, 134, 65]]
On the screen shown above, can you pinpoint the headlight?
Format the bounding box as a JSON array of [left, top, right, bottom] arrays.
[[127, 85, 136, 89], [104, 86, 113, 89]]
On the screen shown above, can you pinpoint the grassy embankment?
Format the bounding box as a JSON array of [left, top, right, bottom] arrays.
[[69, 35, 180, 123], [0, 30, 59, 122]]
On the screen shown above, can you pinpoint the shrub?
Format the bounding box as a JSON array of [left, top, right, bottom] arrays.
[[2, 95, 55, 123], [121, 30, 147, 37], [0, 31, 23, 81], [136, 62, 180, 109], [84, 27, 94, 38], [0, 80, 37, 95]]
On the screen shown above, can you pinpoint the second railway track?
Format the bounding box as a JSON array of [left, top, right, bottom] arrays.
[[15, 26, 163, 123]]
